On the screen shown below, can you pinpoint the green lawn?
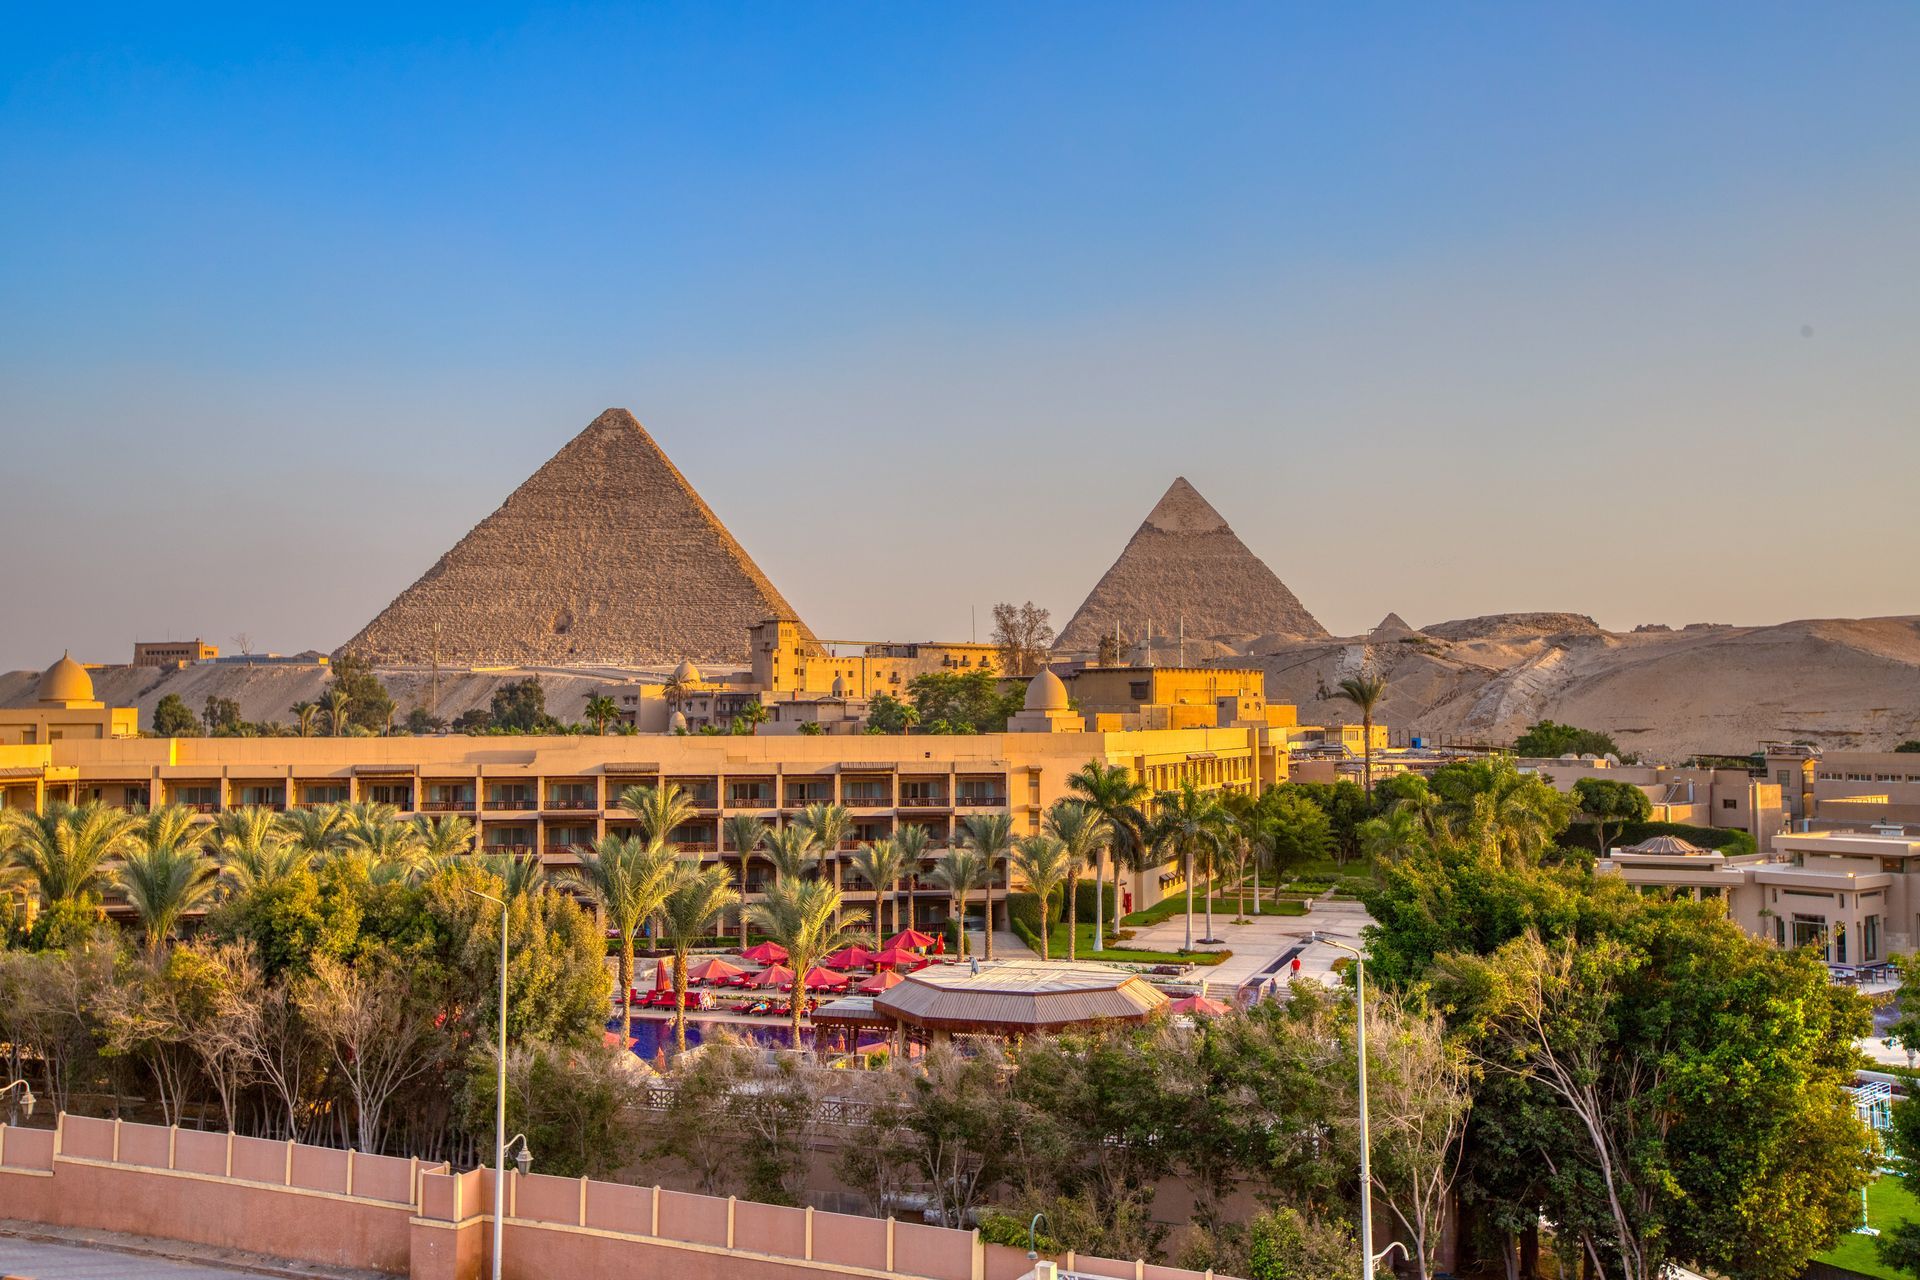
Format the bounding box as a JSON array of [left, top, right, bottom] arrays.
[[1121, 889, 1308, 928], [1815, 1176, 1914, 1279], [1023, 922, 1232, 966]]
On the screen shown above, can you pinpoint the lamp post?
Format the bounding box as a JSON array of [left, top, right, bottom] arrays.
[[1305, 930, 1397, 1278], [1, 1078, 36, 1123], [468, 888, 515, 1280]]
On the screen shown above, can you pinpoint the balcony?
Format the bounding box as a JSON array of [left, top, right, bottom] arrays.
[[676, 841, 718, 853], [843, 793, 892, 809], [784, 789, 832, 808], [484, 797, 536, 812], [955, 794, 1007, 808], [422, 798, 475, 813], [485, 842, 534, 857], [899, 795, 949, 809], [544, 797, 599, 812], [544, 842, 590, 859]]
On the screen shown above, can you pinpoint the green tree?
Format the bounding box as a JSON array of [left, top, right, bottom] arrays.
[[1043, 800, 1109, 960], [1877, 1085, 1920, 1274], [3, 801, 138, 908], [658, 862, 739, 1054], [865, 693, 918, 734], [490, 677, 552, 733], [846, 839, 909, 939], [152, 693, 200, 737], [327, 651, 395, 733], [906, 669, 1022, 733], [202, 695, 244, 735], [748, 879, 866, 1048], [563, 834, 678, 1040], [1067, 762, 1150, 952], [959, 812, 1014, 960], [1428, 756, 1573, 866], [892, 822, 933, 933], [323, 688, 353, 737], [1895, 740, 1920, 754], [990, 600, 1053, 677], [1513, 719, 1624, 759], [1150, 781, 1229, 951], [1333, 672, 1387, 799], [117, 806, 217, 955], [618, 782, 697, 848], [762, 824, 820, 884], [1261, 787, 1333, 883], [930, 845, 987, 958], [798, 802, 853, 919], [1571, 777, 1654, 856], [722, 814, 771, 947], [1009, 834, 1069, 958], [583, 694, 619, 734]]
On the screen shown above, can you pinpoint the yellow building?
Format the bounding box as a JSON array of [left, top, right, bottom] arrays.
[[0, 655, 140, 746], [1066, 664, 1290, 731], [0, 668, 1289, 929], [133, 639, 218, 668]]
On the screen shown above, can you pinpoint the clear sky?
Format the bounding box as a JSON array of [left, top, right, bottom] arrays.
[[3, 4, 1917, 671]]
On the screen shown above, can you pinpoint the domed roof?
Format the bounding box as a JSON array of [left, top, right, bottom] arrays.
[[38, 651, 94, 704], [669, 710, 688, 732], [831, 674, 846, 697], [1023, 667, 1070, 712], [672, 660, 701, 684]]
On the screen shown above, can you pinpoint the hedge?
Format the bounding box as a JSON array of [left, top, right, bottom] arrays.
[[1006, 888, 1062, 937], [1075, 879, 1118, 926]]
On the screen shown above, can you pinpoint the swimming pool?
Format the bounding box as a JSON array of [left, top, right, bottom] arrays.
[[608, 1015, 810, 1062]]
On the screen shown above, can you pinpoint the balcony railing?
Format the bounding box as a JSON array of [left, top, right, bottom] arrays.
[[544, 797, 599, 811], [544, 843, 590, 858], [955, 794, 1007, 808], [422, 799, 475, 812], [785, 792, 831, 807], [483, 798, 535, 811], [843, 794, 892, 808], [676, 841, 719, 853], [728, 793, 776, 809], [899, 795, 949, 808], [485, 843, 534, 856], [177, 802, 219, 814]]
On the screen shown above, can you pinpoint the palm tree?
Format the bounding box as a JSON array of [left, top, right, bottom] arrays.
[[341, 805, 425, 876], [659, 862, 740, 1054], [892, 823, 933, 932], [1150, 781, 1229, 952], [584, 694, 620, 735], [323, 688, 353, 737], [798, 803, 854, 911], [476, 850, 548, 898], [1067, 762, 1150, 952], [117, 806, 216, 954], [763, 824, 820, 884], [618, 783, 697, 847], [215, 808, 309, 895], [958, 812, 1014, 960], [411, 814, 477, 861], [3, 801, 140, 907], [564, 834, 679, 1040], [846, 839, 908, 940], [928, 845, 986, 958], [1334, 673, 1388, 800], [290, 702, 320, 738], [722, 814, 771, 946], [1359, 807, 1427, 864], [737, 700, 770, 734], [1043, 801, 1110, 960], [749, 879, 867, 1048], [277, 803, 347, 858], [1008, 835, 1069, 960]]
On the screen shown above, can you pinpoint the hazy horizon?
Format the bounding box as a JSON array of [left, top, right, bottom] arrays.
[[4, 6, 1917, 672]]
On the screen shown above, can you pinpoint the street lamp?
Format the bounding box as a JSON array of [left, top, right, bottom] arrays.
[[1, 1078, 36, 1120], [1304, 930, 1401, 1278], [468, 887, 514, 1280]]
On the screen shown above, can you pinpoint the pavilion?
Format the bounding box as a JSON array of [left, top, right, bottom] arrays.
[[815, 960, 1169, 1052]]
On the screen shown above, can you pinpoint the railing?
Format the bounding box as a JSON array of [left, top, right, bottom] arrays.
[[899, 795, 949, 808], [955, 794, 1007, 808], [544, 797, 599, 810], [784, 792, 831, 807], [843, 794, 892, 808], [238, 801, 287, 812], [483, 798, 535, 811], [728, 793, 776, 808], [676, 841, 719, 853], [485, 843, 534, 856], [178, 802, 219, 814], [421, 799, 474, 812], [544, 844, 589, 858]]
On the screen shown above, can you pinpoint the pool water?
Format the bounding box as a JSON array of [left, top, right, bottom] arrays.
[[608, 1015, 810, 1062]]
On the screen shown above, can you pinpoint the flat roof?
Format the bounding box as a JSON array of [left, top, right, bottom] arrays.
[[874, 960, 1167, 1031]]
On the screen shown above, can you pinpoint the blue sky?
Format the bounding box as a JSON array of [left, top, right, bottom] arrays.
[[3, 4, 1917, 669]]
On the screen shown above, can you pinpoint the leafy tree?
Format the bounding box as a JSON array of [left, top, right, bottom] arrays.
[[908, 1043, 1018, 1227], [202, 695, 244, 735], [1428, 757, 1574, 866], [404, 706, 446, 735], [490, 677, 553, 733], [1095, 630, 1127, 667], [1242, 1207, 1358, 1280], [152, 693, 200, 737], [1288, 780, 1370, 864], [762, 824, 820, 885], [651, 1031, 751, 1193], [1043, 800, 1108, 960], [658, 862, 739, 1054], [324, 688, 353, 737], [991, 600, 1053, 676], [748, 879, 866, 1047], [327, 651, 395, 733], [1262, 787, 1335, 881], [1333, 673, 1387, 799], [1877, 1086, 1920, 1274], [117, 806, 217, 955], [1895, 740, 1920, 754], [618, 782, 697, 848], [451, 708, 492, 733], [892, 822, 933, 932], [846, 838, 909, 939], [906, 670, 1022, 734], [583, 694, 619, 734], [1067, 761, 1150, 951], [1009, 834, 1069, 957], [1151, 781, 1230, 950], [796, 720, 825, 735], [563, 834, 678, 1040], [468, 1039, 645, 1179], [3, 801, 138, 908], [958, 812, 1013, 959], [1513, 719, 1623, 759], [1571, 777, 1654, 855], [864, 692, 918, 734], [929, 845, 986, 958], [722, 814, 770, 946], [297, 949, 439, 1154]]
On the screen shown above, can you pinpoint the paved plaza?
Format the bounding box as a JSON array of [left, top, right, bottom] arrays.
[[1127, 891, 1373, 998]]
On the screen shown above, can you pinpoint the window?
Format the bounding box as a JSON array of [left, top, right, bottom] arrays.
[[1790, 914, 1828, 954], [1721, 798, 1736, 810], [1864, 915, 1882, 963]]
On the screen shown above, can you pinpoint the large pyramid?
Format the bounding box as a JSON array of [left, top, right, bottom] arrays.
[[1055, 478, 1327, 653], [341, 409, 811, 666]]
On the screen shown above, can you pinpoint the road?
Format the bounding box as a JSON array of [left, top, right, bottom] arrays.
[[0, 1238, 280, 1279]]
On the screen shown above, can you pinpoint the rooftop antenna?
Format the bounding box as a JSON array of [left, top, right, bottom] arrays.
[[1145, 617, 1154, 668], [1178, 615, 1185, 667]]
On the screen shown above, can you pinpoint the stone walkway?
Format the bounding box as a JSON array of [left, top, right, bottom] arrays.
[[0, 1238, 285, 1279], [1128, 892, 1374, 998]]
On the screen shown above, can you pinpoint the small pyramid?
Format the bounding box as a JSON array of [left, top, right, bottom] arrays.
[[1055, 478, 1327, 653], [1369, 612, 1422, 642], [340, 409, 812, 666]]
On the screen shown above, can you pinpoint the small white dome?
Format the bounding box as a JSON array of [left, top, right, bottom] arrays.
[[831, 674, 846, 696], [672, 660, 701, 684], [669, 710, 688, 731], [1023, 667, 1070, 712]]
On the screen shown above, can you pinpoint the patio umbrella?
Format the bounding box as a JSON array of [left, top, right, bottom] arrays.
[[858, 969, 905, 995], [687, 956, 747, 984], [870, 945, 921, 969], [603, 1030, 638, 1051], [741, 941, 788, 965], [751, 963, 795, 989], [1168, 994, 1232, 1017], [803, 965, 851, 991], [823, 945, 875, 970], [885, 928, 937, 951], [652, 959, 672, 991]]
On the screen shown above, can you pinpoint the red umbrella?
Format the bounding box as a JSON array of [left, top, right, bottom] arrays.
[[751, 963, 795, 989], [858, 969, 905, 995], [823, 945, 874, 970], [1168, 994, 1232, 1017], [803, 965, 851, 991], [652, 959, 672, 991], [871, 945, 921, 968], [603, 1030, 637, 1051], [687, 956, 747, 984], [741, 941, 788, 965], [885, 928, 937, 951]]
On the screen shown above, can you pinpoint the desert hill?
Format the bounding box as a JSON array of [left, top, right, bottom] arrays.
[[1228, 614, 1920, 760]]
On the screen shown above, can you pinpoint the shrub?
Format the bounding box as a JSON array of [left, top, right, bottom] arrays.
[[1074, 879, 1117, 926], [1006, 887, 1064, 936], [1591, 820, 1757, 858]]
